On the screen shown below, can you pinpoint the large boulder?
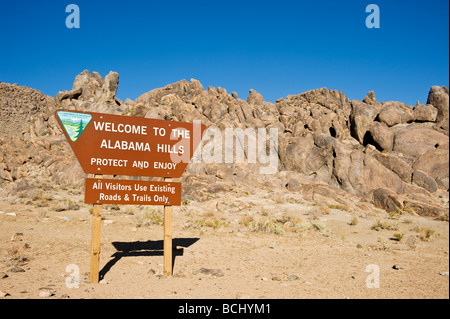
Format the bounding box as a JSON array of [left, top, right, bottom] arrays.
[[135, 79, 204, 106], [56, 71, 115, 104], [413, 143, 449, 190], [101, 71, 119, 102], [279, 134, 333, 183], [392, 123, 448, 158], [55, 88, 82, 105], [412, 170, 438, 193], [362, 91, 380, 106], [247, 89, 265, 105], [378, 101, 415, 127], [414, 103, 438, 122], [72, 70, 104, 101], [427, 85, 449, 133], [372, 188, 404, 213], [372, 151, 413, 183], [350, 100, 379, 144], [55, 70, 125, 114], [280, 132, 408, 197], [369, 121, 394, 151]]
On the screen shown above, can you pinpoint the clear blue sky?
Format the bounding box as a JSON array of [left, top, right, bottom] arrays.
[[0, 0, 448, 105]]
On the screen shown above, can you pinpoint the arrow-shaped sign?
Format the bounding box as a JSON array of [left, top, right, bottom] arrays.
[[55, 109, 206, 178]]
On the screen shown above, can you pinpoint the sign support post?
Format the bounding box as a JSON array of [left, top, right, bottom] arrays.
[[90, 174, 103, 283], [163, 177, 173, 277]]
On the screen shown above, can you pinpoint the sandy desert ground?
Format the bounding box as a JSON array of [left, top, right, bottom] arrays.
[[0, 182, 448, 299]]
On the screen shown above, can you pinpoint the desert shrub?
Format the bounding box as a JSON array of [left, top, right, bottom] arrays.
[[371, 220, 399, 231], [54, 200, 80, 212], [136, 208, 163, 227], [248, 216, 285, 235], [5, 242, 30, 266], [328, 204, 350, 211], [392, 233, 404, 241], [295, 220, 331, 237], [184, 217, 228, 230], [349, 217, 358, 226], [412, 227, 438, 241], [310, 220, 331, 237]]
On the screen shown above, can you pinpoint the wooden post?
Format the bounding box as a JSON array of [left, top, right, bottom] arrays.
[[90, 174, 103, 283], [163, 177, 173, 276]]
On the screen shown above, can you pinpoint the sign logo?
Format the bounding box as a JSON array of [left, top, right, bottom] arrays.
[[57, 111, 92, 142]]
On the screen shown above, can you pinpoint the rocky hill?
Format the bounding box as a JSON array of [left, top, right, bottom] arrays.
[[0, 71, 448, 220], [0, 82, 55, 140]]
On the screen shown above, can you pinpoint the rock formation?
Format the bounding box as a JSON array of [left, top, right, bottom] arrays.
[[0, 71, 448, 220]]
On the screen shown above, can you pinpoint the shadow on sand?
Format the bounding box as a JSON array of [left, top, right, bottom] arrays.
[[99, 238, 199, 279]]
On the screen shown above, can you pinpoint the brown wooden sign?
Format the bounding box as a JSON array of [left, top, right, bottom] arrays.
[[54, 110, 204, 281], [55, 110, 206, 178], [84, 178, 181, 206]]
